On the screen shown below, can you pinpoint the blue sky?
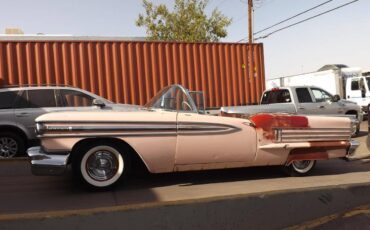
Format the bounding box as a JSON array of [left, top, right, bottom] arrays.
[[0, 0, 368, 78]]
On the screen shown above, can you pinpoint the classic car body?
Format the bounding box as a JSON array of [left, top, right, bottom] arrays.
[[28, 85, 360, 189]]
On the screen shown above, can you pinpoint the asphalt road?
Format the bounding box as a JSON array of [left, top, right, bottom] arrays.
[[2, 157, 370, 214], [0, 122, 369, 216]]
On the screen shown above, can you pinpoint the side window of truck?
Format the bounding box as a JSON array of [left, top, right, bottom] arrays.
[[296, 88, 313, 103], [261, 89, 291, 104], [311, 88, 332, 103], [15, 89, 58, 108], [351, 79, 360, 90], [59, 89, 94, 107], [0, 91, 19, 109]]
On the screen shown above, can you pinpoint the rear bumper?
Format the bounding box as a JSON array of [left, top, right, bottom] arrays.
[[361, 105, 368, 114], [347, 140, 360, 157], [27, 146, 70, 176], [358, 112, 364, 122]]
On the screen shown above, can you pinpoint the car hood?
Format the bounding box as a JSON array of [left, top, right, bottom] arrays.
[[339, 99, 357, 105], [105, 103, 143, 111]]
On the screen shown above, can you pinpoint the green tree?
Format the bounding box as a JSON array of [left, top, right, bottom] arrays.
[[136, 0, 232, 42]]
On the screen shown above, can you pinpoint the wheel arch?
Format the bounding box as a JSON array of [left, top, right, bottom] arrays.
[[345, 110, 358, 117], [0, 125, 28, 145], [69, 137, 151, 173]]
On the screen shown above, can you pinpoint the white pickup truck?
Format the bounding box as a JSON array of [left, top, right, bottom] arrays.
[[221, 86, 362, 134]]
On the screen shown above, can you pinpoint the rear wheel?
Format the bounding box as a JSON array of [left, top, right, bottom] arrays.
[[0, 132, 25, 158], [73, 142, 130, 189], [284, 160, 316, 177]]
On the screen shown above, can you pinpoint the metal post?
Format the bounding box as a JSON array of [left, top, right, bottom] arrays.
[[248, 0, 253, 44]]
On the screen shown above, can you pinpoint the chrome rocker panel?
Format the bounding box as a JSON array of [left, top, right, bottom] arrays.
[[27, 146, 70, 176]]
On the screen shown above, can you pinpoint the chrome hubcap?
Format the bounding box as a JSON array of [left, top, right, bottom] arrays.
[[86, 150, 119, 181], [292, 160, 311, 170], [291, 160, 314, 174], [0, 137, 18, 158]]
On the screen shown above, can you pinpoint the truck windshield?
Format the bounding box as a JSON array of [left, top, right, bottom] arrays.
[[366, 77, 370, 90], [261, 89, 292, 104]]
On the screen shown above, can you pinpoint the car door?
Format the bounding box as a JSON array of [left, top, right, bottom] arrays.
[[294, 87, 315, 115], [175, 89, 256, 168], [309, 87, 344, 115], [14, 89, 63, 139], [0, 90, 20, 128], [347, 78, 366, 104]]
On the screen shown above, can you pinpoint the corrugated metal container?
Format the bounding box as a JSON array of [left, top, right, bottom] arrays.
[[0, 38, 265, 107]]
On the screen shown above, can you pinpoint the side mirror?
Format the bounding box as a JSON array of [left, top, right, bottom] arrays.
[[332, 94, 340, 102], [93, 99, 106, 108]]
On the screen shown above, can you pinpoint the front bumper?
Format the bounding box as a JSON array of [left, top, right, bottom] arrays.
[[27, 146, 70, 176]]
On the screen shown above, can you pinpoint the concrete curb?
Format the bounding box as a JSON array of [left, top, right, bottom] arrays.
[[2, 182, 370, 230]]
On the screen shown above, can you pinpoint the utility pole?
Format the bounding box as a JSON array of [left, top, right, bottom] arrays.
[[248, 0, 253, 43]]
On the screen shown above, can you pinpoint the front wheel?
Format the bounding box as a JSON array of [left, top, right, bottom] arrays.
[[0, 132, 25, 158], [74, 143, 130, 189], [284, 160, 316, 177]]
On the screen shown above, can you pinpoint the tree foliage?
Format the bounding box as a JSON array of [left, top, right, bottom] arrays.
[[136, 0, 232, 42]]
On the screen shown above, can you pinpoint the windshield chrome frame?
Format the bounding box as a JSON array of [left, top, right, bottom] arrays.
[[145, 84, 199, 113]]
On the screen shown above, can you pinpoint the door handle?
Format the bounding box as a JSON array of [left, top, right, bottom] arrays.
[[15, 112, 30, 117], [318, 105, 325, 109], [298, 107, 305, 110]]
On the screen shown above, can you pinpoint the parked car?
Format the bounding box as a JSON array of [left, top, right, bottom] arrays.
[[221, 86, 362, 135], [27, 85, 359, 189], [0, 85, 138, 158]]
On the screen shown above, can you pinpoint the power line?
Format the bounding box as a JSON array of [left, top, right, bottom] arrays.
[[254, 0, 334, 35], [255, 0, 359, 40], [237, 0, 359, 42]]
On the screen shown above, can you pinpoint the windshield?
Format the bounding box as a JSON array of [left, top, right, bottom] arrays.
[[145, 85, 197, 112], [366, 77, 370, 90]]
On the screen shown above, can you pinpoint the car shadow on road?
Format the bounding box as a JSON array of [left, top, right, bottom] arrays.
[[118, 159, 370, 191], [123, 166, 285, 189]]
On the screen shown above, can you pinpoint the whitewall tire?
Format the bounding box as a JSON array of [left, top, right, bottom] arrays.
[[285, 160, 316, 177], [79, 145, 126, 188]]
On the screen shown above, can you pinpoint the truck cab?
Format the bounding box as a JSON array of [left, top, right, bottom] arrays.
[[346, 76, 370, 114], [259, 86, 362, 134]]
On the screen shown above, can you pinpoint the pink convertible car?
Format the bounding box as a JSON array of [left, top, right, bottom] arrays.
[[28, 85, 359, 189]]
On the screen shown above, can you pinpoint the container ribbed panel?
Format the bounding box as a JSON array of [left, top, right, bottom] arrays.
[[0, 40, 265, 107]]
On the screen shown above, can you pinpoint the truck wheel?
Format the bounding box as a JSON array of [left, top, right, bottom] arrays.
[[284, 160, 316, 177], [0, 132, 25, 158], [74, 142, 130, 189]]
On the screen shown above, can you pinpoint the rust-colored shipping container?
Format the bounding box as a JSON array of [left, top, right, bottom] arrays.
[[0, 37, 265, 107]]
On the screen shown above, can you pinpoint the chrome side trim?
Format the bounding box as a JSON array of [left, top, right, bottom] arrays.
[[39, 132, 178, 138], [178, 122, 241, 135], [37, 121, 241, 138], [274, 128, 352, 143], [45, 124, 178, 132]]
